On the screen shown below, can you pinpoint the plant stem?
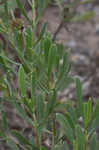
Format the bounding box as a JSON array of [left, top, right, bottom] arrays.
[[32, 0, 36, 27], [33, 113, 40, 148], [84, 129, 88, 150], [52, 114, 56, 150]]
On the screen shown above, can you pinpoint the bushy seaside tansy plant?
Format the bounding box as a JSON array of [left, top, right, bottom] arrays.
[[0, 0, 99, 150]]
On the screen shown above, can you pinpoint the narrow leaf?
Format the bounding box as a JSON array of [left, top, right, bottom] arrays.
[[72, 11, 94, 22], [25, 27, 33, 61], [65, 112, 75, 129], [76, 78, 83, 116], [56, 113, 74, 144], [35, 22, 47, 45], [42, 36, 52, 63], [11, 130, 32, 146], [18, 65, 26, 97], [61, 142, 69, 150], [7, 139, 20, 150], [87, 98, 92, 121], [48, 44, 57, 78], [12, 99, 34, 126], [46, 90, 56, 115], [75, 124, 85, 150], [37, 93, 45, 124], [89, 132, 97, 150], [84, 103, 88, 129], [1, 111, 8, 131], [91, 100, 99, 122], [30, 72, 36, 112]]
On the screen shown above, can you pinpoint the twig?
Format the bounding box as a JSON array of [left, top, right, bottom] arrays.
[[52, 21, 64, 42], [52, 1, 82, 42]]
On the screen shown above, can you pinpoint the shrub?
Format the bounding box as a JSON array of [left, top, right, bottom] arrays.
[[0, 0, 98, 150]]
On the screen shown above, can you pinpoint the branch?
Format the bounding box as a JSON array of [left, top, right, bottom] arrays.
[[52, 21, 64, 42]]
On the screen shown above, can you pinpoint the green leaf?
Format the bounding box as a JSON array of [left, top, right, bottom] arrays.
[[73, 140, 78, 150], [16, 0, 32, 24], [41, 146, 47, 150], [90, 116, 99, 130], [36, 70, 49, 94], [46, 90, 56, 115], [18, 65, 26, 97], [48, 44, 57, 79], [1, 111, 8, 131], [1, 55, 20, 66], [58, 50, 70, 79], [96, 141, 99, 150], [84, 99, 92, 129], [54, 145, 61, 150], [25, 27, 33, 61], [61, 142, 69, 150], [84, 103, 88, 129], [57, 43, 64, 59], [4, 77, 13, 96], [56, 44, 64, 71], [54, 100, 75, 113], [89, 132, 97, 150], [11, 130, 32, 146], [88, 128, 95, 139], [0, 50, 11, 72], [23, 98, 33, 113], [4, 0, 9, 26], [55, 64, 72, 91], [35, 22, 47, 45], [11, 130, 40, 149], [56, 55, 60, 72], [75, 78, 83, 117], [30, 72, 36, 112], [37, 0, 45, 23], [72, 11, 94, 22], [87, 98, 92, 121], [54, 143, 69, 150], [7, 139, 20, 150], [57, 76, 73, 91], [56, 113, 74, 145], [75, 124, 85, 150], [65, 112, 75, 129], [67, 106, 78, 124], [42, 36, 52, 64], [0, 56, 7, 71], [37, 93, 45, 124], [12, 99, 34, 126], [18, 32, 24, 51], [91, 100, 99, 122], [10, 36, 30, 73], [55, 50, 72, 91], [0, 130, 7, 140]]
